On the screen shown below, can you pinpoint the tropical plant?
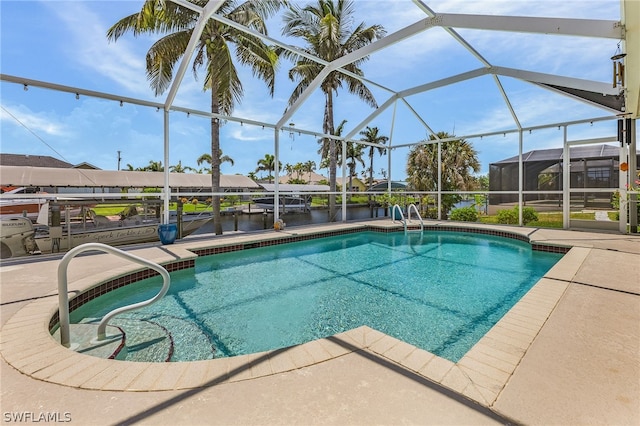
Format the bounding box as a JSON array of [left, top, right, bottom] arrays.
[[293, 162, 305, 181], [406, 131, 480, 217], [255, 153, 281, 182], [497, 206, 538, 225], [141, 160, 164, 172], [107, 0, 283, 235], [283, 163, 294, 177], [196, 151, 234, 174], [169, 160, 196, 173], [343, 141, 365, 199], [303, 160, 317, 183], [359, 126, 388, 188], [449, 206, 478, 222], [282, 0, 385, 221]]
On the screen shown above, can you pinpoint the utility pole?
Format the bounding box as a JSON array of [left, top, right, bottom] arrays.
[[117, 151, 121, 171]]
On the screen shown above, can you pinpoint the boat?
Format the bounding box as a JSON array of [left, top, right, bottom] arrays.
[[253, 195, 310, 212], [0, 210, 212, 258], [0, 217, 40, 258], [0, 187, 49, 220]]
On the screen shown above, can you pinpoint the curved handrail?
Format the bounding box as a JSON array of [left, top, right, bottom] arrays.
[[391, 204, 407, 233], [57, 242, 170, 347], [391, 204, 405, 222], [407, 204, 424, 232]]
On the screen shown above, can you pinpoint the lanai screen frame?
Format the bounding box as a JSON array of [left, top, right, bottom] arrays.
[[156, 0, 639, 230], [1, 0, 637, 231]]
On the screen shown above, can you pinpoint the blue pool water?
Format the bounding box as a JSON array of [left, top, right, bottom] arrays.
[[69, 231, 563, 362]]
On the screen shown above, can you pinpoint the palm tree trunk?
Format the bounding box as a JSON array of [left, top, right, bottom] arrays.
[[211, 88, 223, 235], [325, 93, 336, 221], [370, 150, 375, 183], [369, 149, 374, 204]]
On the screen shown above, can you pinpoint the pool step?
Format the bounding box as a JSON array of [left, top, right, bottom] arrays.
[[151, 315, 216, 361], [51, 323, 124, 359], [111, 317, 173, 362], [112, 314, 215, 362]]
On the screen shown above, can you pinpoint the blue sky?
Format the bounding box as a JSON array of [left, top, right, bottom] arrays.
[[0, 0, 623, 181]]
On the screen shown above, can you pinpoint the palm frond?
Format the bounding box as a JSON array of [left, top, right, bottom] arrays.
[[146, 30, 192, 95]]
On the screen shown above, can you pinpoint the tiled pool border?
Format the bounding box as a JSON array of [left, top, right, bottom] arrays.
[[0, 222, 579, 409], [49, 224, 570, 331]]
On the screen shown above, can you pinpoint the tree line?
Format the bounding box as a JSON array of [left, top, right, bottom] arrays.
[[108, 0, 481, 231]]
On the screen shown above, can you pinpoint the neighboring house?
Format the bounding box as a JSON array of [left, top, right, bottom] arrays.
[[0, 153, 75, 168], [489, 145, 640, 208], [0, 166, 260, 193], [278, 171, 327, 185], [337, 176, 367, 192], [0, 153, 101, 170], [73, 162, 100, 170], [0, 152, 259, 195], [368, 181, 407, 191]]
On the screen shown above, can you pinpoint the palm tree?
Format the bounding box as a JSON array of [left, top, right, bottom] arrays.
[[107, 0, 283, 235], [359, 126, 388, 188], [282, 0, 385, 221], [169, 160, 196, 173], [140, 160, 164, 172], [293, 162, 305, 181], [407, 131, 480, 216], [197, 151, 234, 174], [284, 163, 294, 177], [255, 153, 280, 183], [343, 141, 365, 199], [303, 160, 317, 183]]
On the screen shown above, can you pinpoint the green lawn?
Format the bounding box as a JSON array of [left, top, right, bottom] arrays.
[[478, 211, 602, 228], [91, 202, 213, 216]]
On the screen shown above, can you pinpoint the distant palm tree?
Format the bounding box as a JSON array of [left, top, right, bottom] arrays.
[[282, 0, 385, 221], [359, 126, 388, 188], [107, 0, 283, 235], [344, 141, 365, 199], [170, 160, 196, 173], [197, 151, 234, 173], [141, 160, 164, 172], [293, 162, 305, 181], [303, 160, 317, 183], [332, 120, 363, 197], [284, 163, 294, 177], [407, 131, 480, 216], [247, 171, 258, 181], [255, 153, 280, 183]]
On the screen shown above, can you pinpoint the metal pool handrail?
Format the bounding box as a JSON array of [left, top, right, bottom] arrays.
[[57, 242, 170, 347], [391, 204, 424, 233], [407, 204, 424, 233]]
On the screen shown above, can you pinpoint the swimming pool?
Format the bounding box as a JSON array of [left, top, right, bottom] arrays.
[[69, 231, 563, 362]]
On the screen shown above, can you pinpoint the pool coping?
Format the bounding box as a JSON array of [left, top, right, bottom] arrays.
[[0, 221, 585, 408]]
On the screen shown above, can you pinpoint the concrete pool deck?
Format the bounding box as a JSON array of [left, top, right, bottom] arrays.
[[1, 219, 638, 425]]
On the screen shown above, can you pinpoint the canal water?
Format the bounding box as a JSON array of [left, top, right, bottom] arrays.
[[193, 205, 388, 234]]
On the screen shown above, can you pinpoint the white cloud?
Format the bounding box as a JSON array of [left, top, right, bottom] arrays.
[[0, 104, 71, 138], [42, 1, 153, 96]]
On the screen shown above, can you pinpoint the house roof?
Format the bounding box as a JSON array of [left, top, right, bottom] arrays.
[[491, 145, 638, 165], [73, 162, 101, 170], [259, 183, 330, 192], [0, 153, 74, 168], [337, 177, 365, 186], [278, 171, 327, 184], [368, 181, 407, 191], [0, 166, 260, 189]]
